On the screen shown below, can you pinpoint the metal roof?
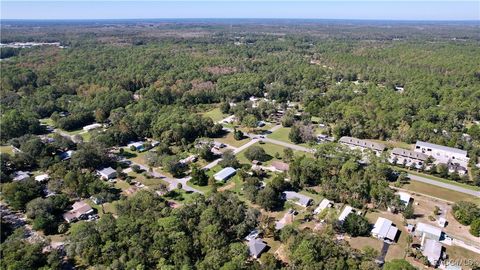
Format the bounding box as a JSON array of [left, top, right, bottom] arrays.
[[391, 148, 428, 161], [339, 136, 386, 151], [415, 141, 467, 156], [213, 167, 236, 181]]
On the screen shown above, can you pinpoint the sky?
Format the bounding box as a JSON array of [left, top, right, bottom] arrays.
[[1, 1, 479, 21]]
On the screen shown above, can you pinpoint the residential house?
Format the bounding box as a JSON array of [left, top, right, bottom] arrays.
[[213, 167, 236, 182], [316, 134, 335, 142], [339, 136, 386, 156], [389, 148, 428, 169], [271, 161, 289, 172], [282, 191, 313, 207], [313, 198, 333, 215], [179, 155, 198, 165], [34, 174, 49, 182], [82, 123, 102, 132], [63, 201, 94, 223], [397, 192, 412, 206], [97, 167, 117, 180], [371, 217, 399, 243], [415, 222, 443, 241], [127, 141, 145, 152], [421, 238, 443, 266], [248, 239, 268, 259], [414, 141, 469, 174], [338, 205, 354, 222], [12, 171, 30, 181], [60, 150, 73, 160]]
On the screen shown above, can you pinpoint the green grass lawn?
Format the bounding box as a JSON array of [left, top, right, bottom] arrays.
[[402, 181, 480, 204], [236, 142, 312, 166], [203, 107, 228, 122], [370, 139, 412, 150], [40, 118, 55, 126], [0, 145, 14, 155], [393, 166, 480, 191], [215, 132, 251, 148], [127, 171, 169, 188], [268, 126, 321, 148]]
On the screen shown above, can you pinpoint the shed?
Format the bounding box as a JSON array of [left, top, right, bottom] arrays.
[[213, 167, 236, 181]]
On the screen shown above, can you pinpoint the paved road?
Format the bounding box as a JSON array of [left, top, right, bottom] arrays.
[[408, 174, 480, 197], [263, 137, 314, 153]]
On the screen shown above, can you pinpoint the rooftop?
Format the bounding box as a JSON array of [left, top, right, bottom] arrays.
[[371, 217, 398, 241], [213, 167, 236, 181], [248, 239, 267, 258], [338, 205, 354, 221], [415, 141, 467, 156], [391, 148, 428, 161], [339, 136, 386, 151], [283, 191, 312, 207]]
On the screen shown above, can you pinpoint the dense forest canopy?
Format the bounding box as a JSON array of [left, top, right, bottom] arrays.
[[1, 20, 479, 150]]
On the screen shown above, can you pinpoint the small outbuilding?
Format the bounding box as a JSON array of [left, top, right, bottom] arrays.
[[35, 174, 50, 182]]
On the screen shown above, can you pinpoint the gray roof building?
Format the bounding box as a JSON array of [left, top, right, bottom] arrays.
[[339, 136, 386, 153], [283, 191, 313, 207], [248, 239, 267, 258]]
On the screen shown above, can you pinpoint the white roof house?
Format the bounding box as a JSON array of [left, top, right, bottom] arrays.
[[127, 141, 145, 151], [338, 205, 354, 222], [34, 174, 50, 182], [245, 229, 260, 241], [97, 167, 117, 180], [82, 123, 102, 131], [397, 192, 412, 206], [422, 238, 443, 266], [12, 171, 30, 181], [283, 191, 313, 207], [371, 217, 399, 242], [314, 199, 333, 214], [416, 222, 443, 241], [213, 167, 236, 181], [248, 239, 267, 259]]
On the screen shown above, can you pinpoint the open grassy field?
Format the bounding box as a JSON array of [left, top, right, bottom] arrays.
[[371, 139, 413, 150], [203, 107, 228, 122], [0, 145, 14, 155], [127, 171, 169, 188], [396, 167, 480, 191], [268, 126, 324, 147], [215, 132, 251, 148], [236, 141, 312, 166], [402, 181, 480, 204]]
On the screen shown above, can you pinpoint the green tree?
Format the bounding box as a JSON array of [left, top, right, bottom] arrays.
[[289, 124, 303, 144], [342, 213, 370, 237], [191, 165, 209, 186], [219, 150, 240, 168], [452, 201, 480, 225], [470, 218, 480, 237], [244, 146, 268, 162], [1, 179, 43, 210]]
